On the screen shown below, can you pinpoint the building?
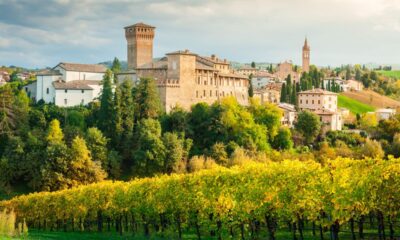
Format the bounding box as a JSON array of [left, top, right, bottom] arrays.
[[323, 78, 363, 92], [278, 103, 297, 128], [251, 71, 276, 89], [302, 38, 310, 72], [237, 66, 258, 76], [24, 63, 106, 107], [298, 88, 342, 131], [119, 22, 249, 112], [253, 84, 281, 104], [375, 108, 396, 120], [125, 22, 155, 70], [275, 61, 300, 83], [346, 79, 363, 91], [0, 71, 10, 83]]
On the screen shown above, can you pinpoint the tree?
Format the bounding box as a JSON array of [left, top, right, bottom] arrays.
[[67, 136, 107, 186], [271, 127, 293, 150], [98, 70, 114, 137], [161, 106, 188, 133], [248, 74, 254, 97], [359, 113, 378, 130], [162, 132, 188, 174], [357, 139, 384, 159], [134, 78, 162, 120], [85, 127, 108, 170], [46, 119, 64, 144], [111, 57, 121, 74], [345, 67, 351, 80], [251, 62, 256, 68], [295, 111, 321, 145], [355, 68, 361, 81], [209, 142, 229, 166], [132, 118, 166, 176], [249, 100, 282, 141], [0, 85, 16, 136], [115, 80, 135, 159], [280, 83, 287, 103]]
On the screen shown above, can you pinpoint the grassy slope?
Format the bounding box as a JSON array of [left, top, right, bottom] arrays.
[[338, 94, 375, 114], [377, 70, 400, 79], [341, 90, 400, 110]]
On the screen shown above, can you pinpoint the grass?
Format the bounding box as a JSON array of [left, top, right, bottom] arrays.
[[5, 228, 388, 240], [377, 70, 400, 79], [338, 94, 375, 114]]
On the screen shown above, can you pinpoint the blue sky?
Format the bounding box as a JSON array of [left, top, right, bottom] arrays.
[[0, 0, 399, 68]]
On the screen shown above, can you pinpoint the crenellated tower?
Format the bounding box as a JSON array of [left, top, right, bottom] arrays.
[[125, 22, 155, 70]]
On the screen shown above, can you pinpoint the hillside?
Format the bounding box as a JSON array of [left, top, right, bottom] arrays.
[[377, 70, 400, 79], [341, 90, 400, 110], [338, 95, 375, 114]]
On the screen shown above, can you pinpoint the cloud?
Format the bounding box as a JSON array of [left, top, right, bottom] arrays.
[[0, 0, 399, 68]]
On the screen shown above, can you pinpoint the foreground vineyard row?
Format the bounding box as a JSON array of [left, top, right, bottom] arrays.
[[1, 158, 400, 239]]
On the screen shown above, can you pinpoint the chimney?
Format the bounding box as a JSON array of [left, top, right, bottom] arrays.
[[211, 54, 216, 60]]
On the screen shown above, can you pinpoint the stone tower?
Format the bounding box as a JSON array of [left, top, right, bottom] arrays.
[[125, 22, 155, 70], [302, 37, 310, 72]]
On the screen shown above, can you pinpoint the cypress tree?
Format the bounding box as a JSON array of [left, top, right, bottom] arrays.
[[248, 74, 254, 98], [99, 70, 114, 138], [280, 83, 287, 103]]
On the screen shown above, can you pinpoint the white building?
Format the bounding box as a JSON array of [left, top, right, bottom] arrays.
[[278, 103, 297, 128], [323, 78, 363, 92], [24, 63, 106, 107], [298, 88, 342, 131], [375, 108, 396, 120]]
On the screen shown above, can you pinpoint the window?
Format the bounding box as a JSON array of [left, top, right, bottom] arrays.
[[318, 100, 321, 104], [46, 88, 49, 94], [196, 91, 198, 98], [300, 100, 302, 104], [312, 100, 314, 104], [203, 90, 206, 97], [216, 90, 218, 96], [210, 90, 212, 97], [82, 90, 85, 93], [64, 99, 67, 105], [198, 77, 200, 84], [306, 100, 308, 104], [65, 89, 68, 93]]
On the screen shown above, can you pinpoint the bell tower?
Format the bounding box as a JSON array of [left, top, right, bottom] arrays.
[[125, 22, 155, 70], [302, 37, 310, 72]]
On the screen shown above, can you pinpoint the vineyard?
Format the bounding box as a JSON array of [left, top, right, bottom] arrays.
[[1, 158, 400, 240]]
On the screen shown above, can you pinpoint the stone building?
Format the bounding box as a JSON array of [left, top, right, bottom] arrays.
[[253, 83, 281, 104], [302, 38, 310, 72], [120, 22, 249, 112], [298, 88, 342, 131], [24, 63, 106, 107], [251, 71, 276, 89], [275, 60, 300, 83], [278, 103, 297, 128], [237, 66, 258, 76]]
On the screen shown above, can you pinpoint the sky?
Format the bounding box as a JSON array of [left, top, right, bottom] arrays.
[[0, 0, 400, 69]]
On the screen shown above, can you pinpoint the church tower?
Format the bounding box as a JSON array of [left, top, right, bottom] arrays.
[[302, 38, 310, 72], [125, 22, 155, 70]]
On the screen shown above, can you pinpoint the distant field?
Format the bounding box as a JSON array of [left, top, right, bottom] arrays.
[[338, 94, 375, 114], [341, 90, 400, 110], [377, 70, 400, 79]]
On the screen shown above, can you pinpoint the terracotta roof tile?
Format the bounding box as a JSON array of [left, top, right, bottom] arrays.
[[56, 62, 107, 73], [53, 80, 101, 90]]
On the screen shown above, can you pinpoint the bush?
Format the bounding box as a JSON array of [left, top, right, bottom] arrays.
[[0, 209, 28, 237]]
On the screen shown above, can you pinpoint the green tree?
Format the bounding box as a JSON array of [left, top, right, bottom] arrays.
[[249, 100, 282, 141], [280, 83, 287, 103], [248, 74, 254, 97], [161, 106, 188, 133], [0, 85, 16, 136], [345, 67, 351, 80], [162, 132, 188, 174], [111, 57, 122, 74], [271, 127, 293, 150], [295, 111, 321, 145], [355, 68, 361, 81], [251, 62, 256, 68], [134, 78, 162, 120], [132, 118, 166, 176], [85, 127, 108, 169], [99, 70, 114, 137], [209, 142, 228, 166]]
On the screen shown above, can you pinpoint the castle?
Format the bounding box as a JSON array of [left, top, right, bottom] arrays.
[[118, 23, 249, 112]]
